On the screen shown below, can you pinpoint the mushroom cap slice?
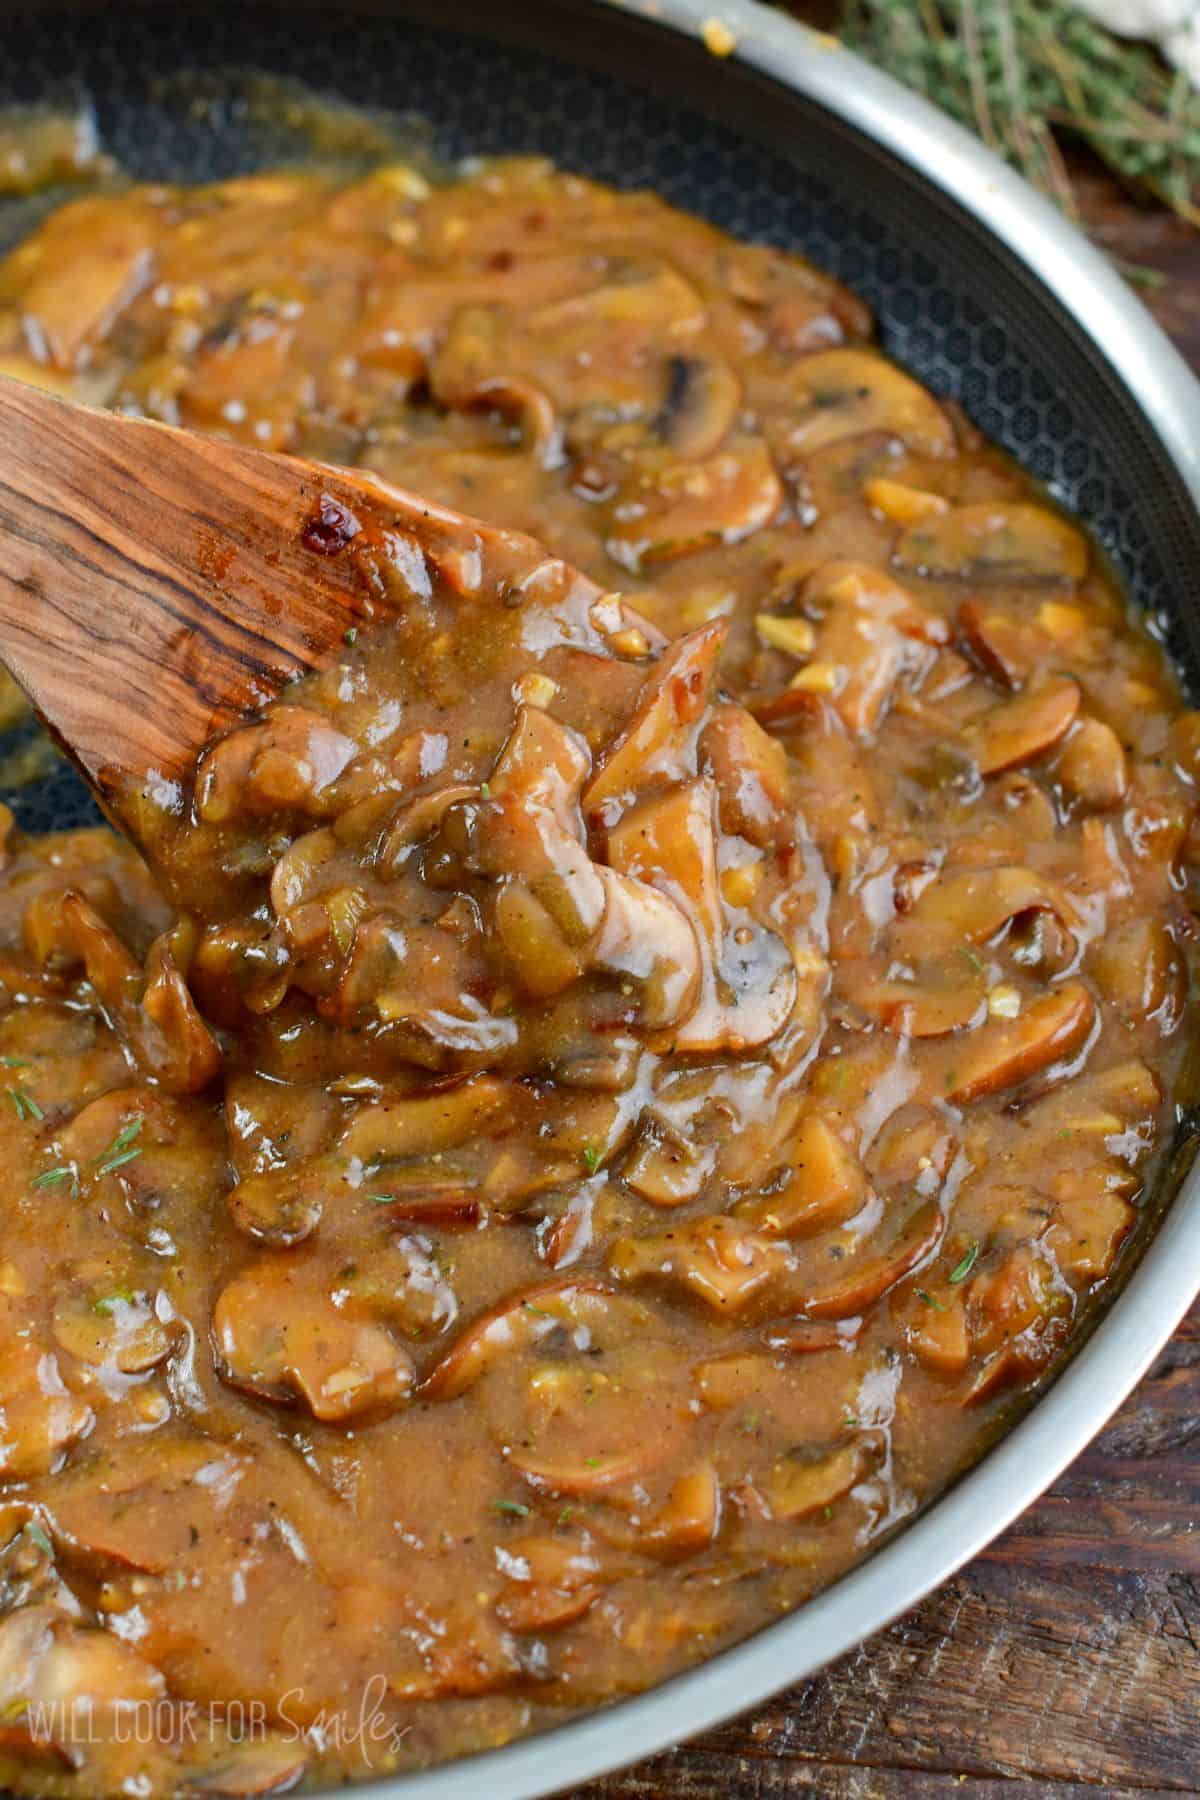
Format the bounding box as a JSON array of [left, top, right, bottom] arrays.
[[896, 501, 1088, 583], [945, 981, 1096, 1105], [773, 349, 955, 458], [213, 1262, 415, 1421], [583, 622, 726, 818], [967, 678, 1081, 775]]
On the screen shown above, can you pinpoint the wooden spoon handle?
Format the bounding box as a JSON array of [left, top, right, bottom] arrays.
[[0, 380, 369, 802]]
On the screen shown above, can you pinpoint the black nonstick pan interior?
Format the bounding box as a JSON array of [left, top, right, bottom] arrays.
[[0, 0, 1197, 847]]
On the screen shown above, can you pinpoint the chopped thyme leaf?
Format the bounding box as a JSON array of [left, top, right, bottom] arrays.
[[949, 1243, 980, 1284], [6, 1087, 42, 1122], [0, 1057, 31, 1070], [96, 1147, 142, 1177], [581, 1144, 602, 1175], [343, 626, 358, 645], [584, 1456, 602, 1468], [91, 1287, 136, 1317], [32, 1165, 77, 1195], [492, 1499, 530, 1517], [366, 1193, 395, 1205], [24, 1522, 53, 1557], [98, 1117, 143, 1165], [917, 1289, 947, 1312], [108, 1117, 143, 1155]]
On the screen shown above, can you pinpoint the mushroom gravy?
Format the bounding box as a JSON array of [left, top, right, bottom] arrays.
[[0, 158, 1195, 1794]]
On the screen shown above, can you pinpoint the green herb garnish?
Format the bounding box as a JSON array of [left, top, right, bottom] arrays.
[[343, 626, 358, 646], [96, 1147, 142, 1177], [917, 1289, 947, 1312], [7, 1088, 42, 1122], [581, 1144, 602, 1175], [31, 1165, 77, 1195], [493, 1499, 530, 1518], [97, 1117, 143, 1166], [91, 1287, 136, 1318], [0, 1057, 30, 1070], [949, 1243, 980, 1285], [24, 1522, 52, 1557]]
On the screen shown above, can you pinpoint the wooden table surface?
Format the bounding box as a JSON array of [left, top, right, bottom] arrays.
[[575, 164, 1200, 1800]]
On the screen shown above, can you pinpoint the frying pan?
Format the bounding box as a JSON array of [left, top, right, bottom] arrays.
[[0, 2, 1198, 1794]]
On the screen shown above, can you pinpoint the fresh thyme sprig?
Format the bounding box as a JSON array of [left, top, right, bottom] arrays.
[[840, 0, 1200, 226]]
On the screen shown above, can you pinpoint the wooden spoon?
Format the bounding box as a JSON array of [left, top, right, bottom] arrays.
[[0, 377, 605, 817]]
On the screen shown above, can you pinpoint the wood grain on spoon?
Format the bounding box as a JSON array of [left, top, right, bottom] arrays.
[[0, 377, 604, 813]]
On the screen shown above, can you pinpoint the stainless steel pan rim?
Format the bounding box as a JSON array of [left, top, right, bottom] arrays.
[[12, 3, 1200, 1794]]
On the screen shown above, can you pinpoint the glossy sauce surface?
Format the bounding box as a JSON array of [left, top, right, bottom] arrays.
[[0, 159, 1195, 1795]]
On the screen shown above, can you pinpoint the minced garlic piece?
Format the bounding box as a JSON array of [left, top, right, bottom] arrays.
[[755, 613, 816, 658]]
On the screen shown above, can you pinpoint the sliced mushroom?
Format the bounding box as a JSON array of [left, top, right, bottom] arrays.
[[640, 1464, 721, 1560], [196, 707, 359, 823], [508, 1361, 685, 1496], [583, 622, 725, 818], [763, 1441, 865, 1522], [421, 1281, 625, 1401], [655, 355, 741, 459], [375, 785, 479, 875], [1043, 1169, 1136, 1285], [790, 562, 950, 737], [737, 1114, 868, 1237], [213, 1263, 414, 1421], [966, 677, 1081, 775], [269, 827, 339, 915], [1089, 919, 1185, 1033], [945, 981, 1095, 1105], [608, 1215, 796, 1315], [837, 956, 985, 1039], [622, 1107, 716, 1206], [957, 599, 1048, 690], [0, 1309, 93, 1482], [19, 193, 156, 369], [606, 779, 795, 1053], [337, 1075, 515, 1164], [899, 1286, 970, 1376], [138, 927, 223, 1094], [1056, 717, 1128, 811], [489, 704, 592, 834], [699, 705, 793, 848], [38, 1439, 253, 1576], [864, 478, 949, 526], [0, 1606, 163, 1759], [227, 1170, 325, 1247], [797, 1200, 945, 1319], [493, 1534, 604, 1633], [604, 435, 782, 572], [899, 865, 1079, 954], [896, 502, 1088, 583], [587, 869, 697, 1032], [184, 1736, 308, 1797], [763, 1318, 860, 1356], [52, 1288, 176, 1376], [773, 349, 954, 458]]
